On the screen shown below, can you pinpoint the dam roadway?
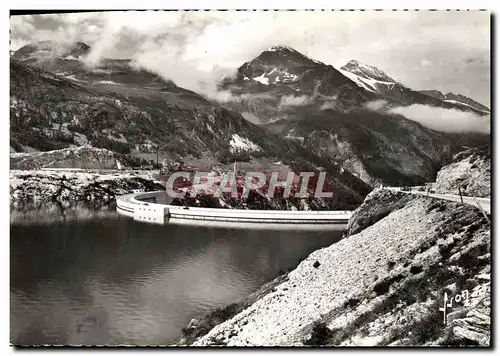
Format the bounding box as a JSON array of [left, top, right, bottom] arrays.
[[116, 190, 352, 230], [116, 188, 490, 230]]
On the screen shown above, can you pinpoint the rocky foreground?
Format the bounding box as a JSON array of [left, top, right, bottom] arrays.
[[181, 189, 491, 347]]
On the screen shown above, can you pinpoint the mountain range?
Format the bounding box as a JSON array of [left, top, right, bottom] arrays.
[[418, 90, 490, 113], [10, 41, 490, 190]]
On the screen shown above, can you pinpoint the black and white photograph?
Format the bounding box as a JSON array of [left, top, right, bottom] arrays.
[[9, 9, 491, 347]]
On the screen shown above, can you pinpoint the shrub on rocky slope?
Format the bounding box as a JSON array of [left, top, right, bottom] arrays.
[[435, 145, 490, 198], [189, 189, 490, 346]]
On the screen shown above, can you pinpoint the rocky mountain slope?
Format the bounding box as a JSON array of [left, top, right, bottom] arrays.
[[10, 41, 490, 189], [222, 47, 485, 116], [9, 52, 295, 164], [339, 60, 489, 114], [11, 40, 92, 61], [219, 45, 377, 125], [276, 108, 452, 186], [10, 43, 372, 208], [10, 146, 123, 170], [419, 90, 490, 113], [219, 47, 489, 186], [184, 189, 491, 346], [435, 145, 491, 198], [12, 41, 173, 91]]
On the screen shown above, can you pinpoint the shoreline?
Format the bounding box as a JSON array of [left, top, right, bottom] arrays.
[[10, 169, 360, 211], [179, 189, 491, 346], [177, 272, 292, 346]]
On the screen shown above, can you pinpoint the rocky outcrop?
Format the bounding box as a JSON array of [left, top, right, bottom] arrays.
[[186, 189, 490, 346], [12, 40, 91, 60], [346, 188, 418, 235], [436, 276, 490, 346], [10, 170, 164, 206], [221, 47, 489, 186], [10, 146, 121, 170], [435, 145, 490, 198]]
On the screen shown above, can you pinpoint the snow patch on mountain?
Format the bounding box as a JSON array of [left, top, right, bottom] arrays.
[[62, 55, 80, 60], [250, 68, 298, 85], [282, 72, 298, 82], [264, 45, 296, 52], [98, 80, 120, 85], [443, 100, 490, 114], [339, 69, 395, 92], [229, 134, 262, 153], [252, 72, 269, 85], [279, 94, 311, 107], [63, 75, 86, 83], [339, 69, 378, 92], [341, 60, 396, 83]]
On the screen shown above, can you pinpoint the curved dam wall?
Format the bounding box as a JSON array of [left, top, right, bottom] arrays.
[[116, 191, 352, 228]]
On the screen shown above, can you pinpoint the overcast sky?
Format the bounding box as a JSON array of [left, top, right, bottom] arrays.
[[10, 11, 491, 106]]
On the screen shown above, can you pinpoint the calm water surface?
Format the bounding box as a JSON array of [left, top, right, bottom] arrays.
[[11, 207, 344, 346]]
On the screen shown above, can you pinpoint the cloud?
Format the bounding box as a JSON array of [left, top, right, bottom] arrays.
[[204, 90, 275, 104], [10, 13, 103, 50], [387, 104, 490, 134], [239, 92, 274, 100], [319, 102, 336, 111], [318, 95, 338, 111], [364, 99, 389, 111], [10, 11, 491, 105], [279, 95, 312, 107], [240, 112, 261, 124], [420, 59, 433, 67]]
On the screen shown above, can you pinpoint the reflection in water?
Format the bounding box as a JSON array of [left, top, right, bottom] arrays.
[[11, 209, 344, 345], [10, 202, 118, 226], [167, 218, 347, 231]]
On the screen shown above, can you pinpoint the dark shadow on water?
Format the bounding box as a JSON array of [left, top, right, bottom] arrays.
[[11, 212, 345, 346], [10, 201, 118, 226]]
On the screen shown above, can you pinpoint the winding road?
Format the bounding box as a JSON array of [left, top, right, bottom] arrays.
[[387, 188, 491, 214]]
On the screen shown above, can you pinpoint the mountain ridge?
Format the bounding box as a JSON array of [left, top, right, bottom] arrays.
[[10, 41, 490, 188], [217, 45, 490, 186], [339, 59, 489, 113], [10, 56, 371, 209], [419, 90, 490, 113]]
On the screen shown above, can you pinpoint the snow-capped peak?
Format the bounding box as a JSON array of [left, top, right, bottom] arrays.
[[12, 41, 92, 61], [264, 45, 297, 53], [341, 59, 396, 83], [253, 45, 323, 68]]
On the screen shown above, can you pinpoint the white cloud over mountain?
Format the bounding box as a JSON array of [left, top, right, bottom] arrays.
[[10, 11, 490, 105]]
